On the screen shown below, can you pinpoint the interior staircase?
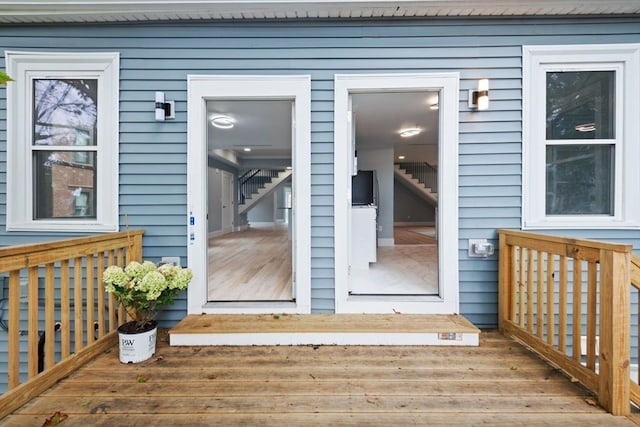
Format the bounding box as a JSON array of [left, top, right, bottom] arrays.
[[238, 168, 292, 214], [394, 162, 438, 206]]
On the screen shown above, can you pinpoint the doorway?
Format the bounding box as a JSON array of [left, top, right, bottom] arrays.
[[206, 99, 294, 302], [187, 75, 311, 314], [334, 73, 460, 314]]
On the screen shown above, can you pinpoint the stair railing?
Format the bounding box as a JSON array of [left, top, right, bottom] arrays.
[[397, 162, 437, 192], [238, 168, 283, 205]]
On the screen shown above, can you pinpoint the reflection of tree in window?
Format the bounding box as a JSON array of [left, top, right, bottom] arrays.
[[546, 71, 615, 140], [32, 79, 98, 219], [545, 145, 614, 215]]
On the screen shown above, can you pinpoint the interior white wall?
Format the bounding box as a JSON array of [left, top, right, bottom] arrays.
[[394, 181, 436, 223], [207, 168, 222, 233], [357, 147, 394, 240]]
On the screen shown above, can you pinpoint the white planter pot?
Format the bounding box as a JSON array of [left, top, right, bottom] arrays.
[[117, 321, 157, 363]]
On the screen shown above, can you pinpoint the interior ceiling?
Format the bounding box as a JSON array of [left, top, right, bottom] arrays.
[[207, 99, 292, 163], [207, 90, 439, 165], [352, 91, 439, 163]]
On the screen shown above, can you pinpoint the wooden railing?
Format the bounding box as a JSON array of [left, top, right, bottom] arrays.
[[498, 229, 632, 416], [0, 230, 143, 418], [630, 254, 640, 407]]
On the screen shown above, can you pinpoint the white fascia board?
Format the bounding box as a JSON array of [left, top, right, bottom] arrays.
[[0, 1, 639, 23]]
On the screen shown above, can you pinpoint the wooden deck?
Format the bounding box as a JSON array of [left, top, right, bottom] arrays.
[[2, 331, 636, 426]]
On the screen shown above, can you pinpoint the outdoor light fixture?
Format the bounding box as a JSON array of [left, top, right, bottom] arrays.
[[429, 103, 439, 110], [155, 91, 175, 121], [468, 79, 489, 111], [399, 127, 422, 138], [210, 115, 235, 129]]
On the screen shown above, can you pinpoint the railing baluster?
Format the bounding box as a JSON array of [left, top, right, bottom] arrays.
[[27, 266, 39, 379], [510, 245, 517, 322], [518, 247, 525, 327], [44, 263, 55, 370], [546, 253, 555, 346], [97, 253, 106, 339], [74, 257, 84, 352], [86, 255, 95, 345], [559, 255, 568, 353], [527, 249, 534, 333], [537, 251, 544, 339], [586, 261, 597, 370], [60, 259, 70, 359], [108, 250, 117, 329], [8, 270, 20, 390], [572, 260, 582, 362]]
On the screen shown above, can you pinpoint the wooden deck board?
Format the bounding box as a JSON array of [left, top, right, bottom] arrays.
[[169, 314, 481, 346], [2, 331, 635, 426], [170, 313, 480, 334]]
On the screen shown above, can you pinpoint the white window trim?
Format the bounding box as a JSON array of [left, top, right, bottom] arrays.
[[522, 44, 640, 229], [5, 51, 120, 232]]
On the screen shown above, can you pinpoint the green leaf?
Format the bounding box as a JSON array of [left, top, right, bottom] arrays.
[[0, 71, 14, 85]]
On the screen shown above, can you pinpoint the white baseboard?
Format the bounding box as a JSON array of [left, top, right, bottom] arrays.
[[378, 238, 395, 247]]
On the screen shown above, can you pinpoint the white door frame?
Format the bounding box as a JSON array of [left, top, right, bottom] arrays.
[[333, 73, 460, 314], [187, 75, 311, 314]]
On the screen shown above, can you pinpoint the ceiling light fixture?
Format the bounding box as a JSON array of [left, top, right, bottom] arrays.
[[398, 155, 406, 160], [575, 122, 596, 132], [243, 147, 252, 152], [210, 115, 235, 129], [399, 127, 422, 138]]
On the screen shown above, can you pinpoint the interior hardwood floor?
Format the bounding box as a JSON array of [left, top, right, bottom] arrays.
[[207, 224, 292, 301], [4, 330, 635, 426], [350, 225, 438, 295]]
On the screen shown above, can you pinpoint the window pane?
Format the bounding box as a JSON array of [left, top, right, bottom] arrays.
[[546, 71, 615, 140], [33, 79, 97, 146], [546, 145, 613, 215], [33, 151, 96, 219]]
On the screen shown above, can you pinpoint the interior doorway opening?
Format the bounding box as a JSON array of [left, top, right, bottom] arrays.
[[348, 91, 440, 296], [333, 73, 459, 314], [206, 99, 294, 302]]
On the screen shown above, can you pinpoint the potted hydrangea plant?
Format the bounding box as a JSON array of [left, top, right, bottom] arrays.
[[103, 260, 193, 363]]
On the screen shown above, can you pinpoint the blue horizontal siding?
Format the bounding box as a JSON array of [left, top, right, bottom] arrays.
[[0, 16, 638, 343]]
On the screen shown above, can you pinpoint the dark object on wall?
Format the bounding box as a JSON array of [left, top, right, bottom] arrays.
[[352, 170, 377, 206]]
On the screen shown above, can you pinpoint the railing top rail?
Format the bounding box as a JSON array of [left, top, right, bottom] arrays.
[[498, 229, 633, 254], [0, 230, 144, 261]]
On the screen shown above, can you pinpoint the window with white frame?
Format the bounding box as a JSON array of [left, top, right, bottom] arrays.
[[6, 52, 119, 232], [523, 44, 640, 229]]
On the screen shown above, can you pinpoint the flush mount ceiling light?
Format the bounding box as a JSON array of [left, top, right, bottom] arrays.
[[210, 115, 235, 129], [399, 127, 422, 138], [575, 122, 596, 132], [398, 155, 406, 160], [243, 147, 252, 152]]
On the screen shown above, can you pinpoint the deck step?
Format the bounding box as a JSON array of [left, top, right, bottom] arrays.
[[169, 314, 480, 346]]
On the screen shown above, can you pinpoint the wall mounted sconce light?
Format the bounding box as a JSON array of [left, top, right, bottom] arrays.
[[155, 91, 175, 121], [468, 79, 489, 111]]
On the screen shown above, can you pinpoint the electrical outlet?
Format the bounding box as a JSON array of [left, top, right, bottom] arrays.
[[160, 256, 181, 266]]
